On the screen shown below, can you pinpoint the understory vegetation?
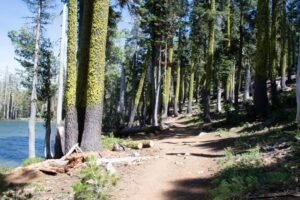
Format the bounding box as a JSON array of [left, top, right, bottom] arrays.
[[72, 156, 118, 200], [210, 91, 300, 200]]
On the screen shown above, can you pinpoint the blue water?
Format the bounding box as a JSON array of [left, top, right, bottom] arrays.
[[0, 120, 56, 167]]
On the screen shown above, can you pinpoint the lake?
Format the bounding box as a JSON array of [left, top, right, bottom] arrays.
[[0, 120, 56, 167]]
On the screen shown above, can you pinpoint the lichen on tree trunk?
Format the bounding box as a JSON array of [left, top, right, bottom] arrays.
[[202, 0, 215, 123], [254, 0, 270, 116], [80, 0, 110, 152], [65, 0, 79, 153]]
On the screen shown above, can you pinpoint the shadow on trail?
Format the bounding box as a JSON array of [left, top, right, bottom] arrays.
[[163, 177, 213, 200], [0, 168, 39, 197], [163, 123, 300, 199]]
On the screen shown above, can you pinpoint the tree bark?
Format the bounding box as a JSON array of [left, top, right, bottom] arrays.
[[28, 0, 42, 158], [270, 0, 279, 104], [76, 0, 92, 144], [254, 0, 270, 116], [55, 1, 67, 158], [280, 0, 287, 90], [295, 39, 300, 126], [80, 0, 110, 152], [128, 53, 150, 128], [45, 53, 52, 159], [65, 0, 79, 153], [188, 54, 195, 114], [174, 29, 182, 116], [234, 2, 244, 107], [244, 64, 251, 103], [203, 0, 215, 122], [217, 82, 222, 113], [118, 65, 126, 124]]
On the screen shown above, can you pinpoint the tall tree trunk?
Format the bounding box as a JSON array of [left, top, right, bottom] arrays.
[[296, 39, 300, 126], [153, 45, 162, 126], [128, 53, 150, 128], [80, 0, 110, 151], [280, 0, 287, 90], [45, 53, 52, 159], [234, 2, 244, 107], [28, 0, 42, 158], [118, 65, 126, 125], [162, 44, 173, 118], [188, 51, 195, 114], [203, 0, 215, 123], [65, 0, 78, 153], [55, 1, 67, 158], [270, 0, 279, 104], [217, 81, 222, 113], [244, 64, 251, 103], [76, 0, 92, 144], [174, 29, 182, 116], [254, 0, 270, 116]]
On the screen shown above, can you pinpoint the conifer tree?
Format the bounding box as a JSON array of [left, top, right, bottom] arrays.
[[80, 0, 110, 151], [254, 0, 270, 116]]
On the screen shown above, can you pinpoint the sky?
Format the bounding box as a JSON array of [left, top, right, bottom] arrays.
[[0, 0, 133, 78]]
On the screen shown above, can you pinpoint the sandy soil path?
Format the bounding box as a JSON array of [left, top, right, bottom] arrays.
[[111, 117, 226, 200]]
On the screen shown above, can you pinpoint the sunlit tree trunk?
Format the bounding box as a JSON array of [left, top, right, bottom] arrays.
[[118, 65, 126, 125], [64, 0, 78, 153], [128, 53, 150, 128], [162, 43, 173, 118], [244, 64, 251, 103], [81, 0, 110, 151], [55, 1, 67, 158], [28, 0, 42, 158], [174, 29, 182, 116]]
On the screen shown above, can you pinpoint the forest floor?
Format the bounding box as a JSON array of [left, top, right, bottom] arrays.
[[1, 90, 300, 200]]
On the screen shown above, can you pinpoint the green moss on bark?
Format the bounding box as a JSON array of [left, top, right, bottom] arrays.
[[85, 0, 110, 107]]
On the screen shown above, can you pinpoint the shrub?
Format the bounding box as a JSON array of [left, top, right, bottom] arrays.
[[72, 156, 118, 200], [0, 165, 13, 174]]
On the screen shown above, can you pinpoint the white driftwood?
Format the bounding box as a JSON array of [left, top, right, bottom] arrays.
[[61, 143, 83, 160]]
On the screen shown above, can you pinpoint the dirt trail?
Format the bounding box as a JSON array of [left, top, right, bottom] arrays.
[[111, 117, 225, 200]]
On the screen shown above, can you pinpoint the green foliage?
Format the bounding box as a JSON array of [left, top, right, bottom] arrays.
[[22, 157, 45, 167], [211, 146, 291, 200], [72, 156, 118, 200], [0, 166, 13, 174], [220, 147, 262, 169]]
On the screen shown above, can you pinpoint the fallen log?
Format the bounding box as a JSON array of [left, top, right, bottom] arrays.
[[122, 141, 143, 150], [114, 126, 161, 137], [141, 140, 154, 148]]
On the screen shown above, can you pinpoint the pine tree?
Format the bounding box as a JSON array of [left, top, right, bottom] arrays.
[[203, 0, 216, 122], [80, 0, 110, 151], [254, 0, 270, 116], [65, 0, 78, 153]]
